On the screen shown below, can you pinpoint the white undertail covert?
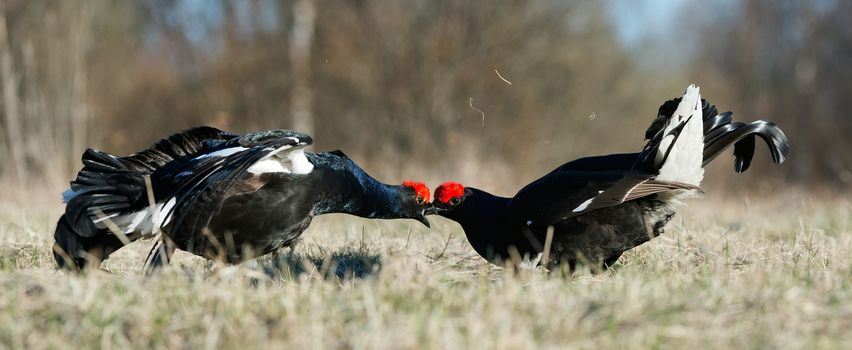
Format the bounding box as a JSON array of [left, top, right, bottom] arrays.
[[655, 84, 705, 187]]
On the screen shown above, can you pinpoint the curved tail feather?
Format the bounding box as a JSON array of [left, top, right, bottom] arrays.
[[703, 119, 789, 172]]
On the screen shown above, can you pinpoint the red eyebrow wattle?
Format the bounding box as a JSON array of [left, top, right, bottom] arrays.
[[435, 182, 464, 204], [403, 180, 431, 203]]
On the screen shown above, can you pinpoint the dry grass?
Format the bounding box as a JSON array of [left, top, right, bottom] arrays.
[[0, 191, 851, 349]]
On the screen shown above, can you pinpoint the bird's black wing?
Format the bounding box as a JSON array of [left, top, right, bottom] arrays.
[[508, 168, 698, 228], [158, 130, 313, 236], [545, 153, 641, 174]]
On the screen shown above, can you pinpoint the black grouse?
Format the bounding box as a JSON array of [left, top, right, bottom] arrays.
[[431, 85, 789, 270], [54, 126, 432, 270]]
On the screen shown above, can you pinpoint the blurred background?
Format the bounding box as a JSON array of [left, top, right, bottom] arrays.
[[0, 0, 848, 198]]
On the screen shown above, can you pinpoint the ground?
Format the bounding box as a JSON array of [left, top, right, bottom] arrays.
[[0, 192, 850, 349]]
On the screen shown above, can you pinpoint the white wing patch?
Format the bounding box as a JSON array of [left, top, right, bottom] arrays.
[[178, 146, 252, 177], [248, 148, 314, 175], [197, 146, 249, 159], [247, 158, 288, 173], [572, 190, 604, 213], [185, 137, 314, 175]]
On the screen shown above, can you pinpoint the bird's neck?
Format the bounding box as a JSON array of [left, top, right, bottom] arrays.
[[346, 174, 403, 219], [441, 188, 516, 259], [312, 156, 401, 219]]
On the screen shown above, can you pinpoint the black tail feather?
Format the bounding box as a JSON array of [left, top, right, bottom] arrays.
[[53, 214, 126, 270], [56, 148, 147, 270], [65, 148, 147, 237], [67, 126, 238, 221], [703, 111, 733, 134], [55, 126, 240, 270], [732, 134, 755, 172], [703, 120, 789, 172], [699, 99, 789, 172]]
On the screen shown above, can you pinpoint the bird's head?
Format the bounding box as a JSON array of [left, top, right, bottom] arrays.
[[399, 180, 432, 227], [430, 181, 471, 214]]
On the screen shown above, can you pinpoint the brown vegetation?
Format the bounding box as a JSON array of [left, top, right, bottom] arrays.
[[1, 194, 851, 348]]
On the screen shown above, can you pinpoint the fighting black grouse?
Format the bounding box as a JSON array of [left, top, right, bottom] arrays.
[[54, 127, 432, 270], [431, 85, 789, 270]]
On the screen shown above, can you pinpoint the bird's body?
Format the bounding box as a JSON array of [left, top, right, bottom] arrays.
[[54, 127, 431, 270], [433, 85, 789, 269], [439, 186, 674, 269], [162, 151, 429, 264]]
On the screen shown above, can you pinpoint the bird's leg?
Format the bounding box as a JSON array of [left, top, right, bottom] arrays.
[[288, 237, 302, 256]]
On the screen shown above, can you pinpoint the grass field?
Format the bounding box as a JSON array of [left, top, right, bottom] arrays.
[[1, 191, 850, 349]]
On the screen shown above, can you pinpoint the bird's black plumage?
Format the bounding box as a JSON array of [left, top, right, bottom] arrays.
[[54, 127, 430, 270], [432, 86, 789, 269], [159, 150, 430, 264]]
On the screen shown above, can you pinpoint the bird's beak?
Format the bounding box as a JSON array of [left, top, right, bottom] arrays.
[[412, 207, 431, 228], [427, 203, 450, 214], [417, 215, 431, 228], [423, 205, 439, 216]]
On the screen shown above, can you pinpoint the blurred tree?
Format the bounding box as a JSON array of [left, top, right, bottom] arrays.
[[0, 0, 139, 184], [309, 1, 649, 191], [5, 0, 835, 194], [289, 0, 315, 135]]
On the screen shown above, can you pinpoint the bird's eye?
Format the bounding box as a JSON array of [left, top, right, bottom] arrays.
[[450, 197, 461, 205], [416, 196, 425, 204]]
